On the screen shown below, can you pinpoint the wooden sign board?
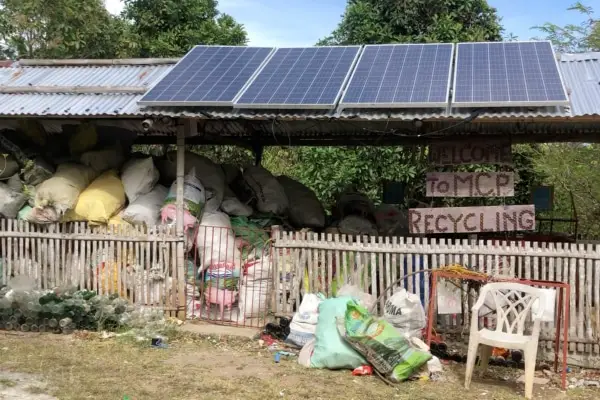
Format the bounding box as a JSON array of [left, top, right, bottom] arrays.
[[429, 140, 512, 166], [408, 205, 535, 234], [426, 172, 515, 197]]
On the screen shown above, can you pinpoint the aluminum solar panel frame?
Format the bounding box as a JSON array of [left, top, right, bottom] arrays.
[[233, 46, 362, 109], [452, 41, 570, 108], [138, 46, 275, 106], [339, 43, 454, 109]]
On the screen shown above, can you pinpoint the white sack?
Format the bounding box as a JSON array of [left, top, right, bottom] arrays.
[[196, 211, 241, 269], [121, 157, 159, 202], [221, 187, 252, 216], [383, 288, 426, 338], [159, 152, 225, 211], [122, 184, 168, 226], [0, 182, 27, 218], [278, 176, 325, 228], [375, 204, 409, 236], [298, 338, 316, 367], [238, 256, 271, 319], [35, 163, 97, 214], [243, 166, 288, 215], [286, 293, 324, 347]]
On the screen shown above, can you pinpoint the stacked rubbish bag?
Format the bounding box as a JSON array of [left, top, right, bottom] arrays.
[[284, 285, 436, 383], [0, 121, 413, 324]]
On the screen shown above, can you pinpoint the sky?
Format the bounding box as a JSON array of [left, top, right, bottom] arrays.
[[104, 0, 587, 47]]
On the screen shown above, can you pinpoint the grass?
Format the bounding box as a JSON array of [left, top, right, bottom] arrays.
[[0, 377, 17, 387], [0, 330, 598, 400]]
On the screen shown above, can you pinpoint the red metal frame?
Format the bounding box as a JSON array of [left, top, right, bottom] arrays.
[[425, 270, 570, 390]]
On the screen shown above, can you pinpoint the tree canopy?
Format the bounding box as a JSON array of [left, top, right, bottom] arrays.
[[534, 2, 599, 52], [0, 0, 125, 59], [121, 0, 247, 58], [319, 0, 503, 45]]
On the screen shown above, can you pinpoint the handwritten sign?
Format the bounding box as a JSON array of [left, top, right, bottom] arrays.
[[429, 140, 512, 166], [426, 172, 515, 197], [408, 205, 535, 234]]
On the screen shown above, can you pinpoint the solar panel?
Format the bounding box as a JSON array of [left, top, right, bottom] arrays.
[[233, 46, 361, 109], [340, 44, 454, 109], [452, 41, 569, 107], [138, 46, 274, 106]]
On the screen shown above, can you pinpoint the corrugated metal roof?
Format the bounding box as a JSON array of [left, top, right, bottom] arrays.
[[0, 62, 171, 117], [0, 53, 597, 120], [558, 52, 600, 118]]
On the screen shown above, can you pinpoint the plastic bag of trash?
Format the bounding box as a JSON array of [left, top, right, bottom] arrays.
[[221, 187, 253, 217], [383, 288, 426, 338], [310, 296, 366, 370], [286, 293, 325, 348], [340, 300, 431, 382], [35, 163, 98, 215], [121, 157, 160, 203], [0, 181, 27, 219], [337, 284, 376, 311], [278, 176, 325, 229], [242, 166, 288, 215], [123, 184, 168, 227], [0, 154, 19, 180]]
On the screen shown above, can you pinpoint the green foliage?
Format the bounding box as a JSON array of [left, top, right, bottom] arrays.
[[0, 0, 126, 59], [319, 0, 503, 45], [121, 0, 248, 57], [533, 144, 600, 236], [533, 2, 600, 52]]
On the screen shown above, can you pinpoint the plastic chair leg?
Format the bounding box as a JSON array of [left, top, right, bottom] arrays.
[[523, 347, 537, 399], [464, 338, 479, 389], [479, 345, 492, 375]]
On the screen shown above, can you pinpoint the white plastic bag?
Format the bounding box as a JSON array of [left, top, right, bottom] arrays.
[[159, 152, 225, 212], [383, 288, 426, 338], [286, 293, 324, 347], [196, 211, 240, 269], [221, 187, 252, 216], [121, 157, 159, 202], [278, 176, 325, 228], [298, 338, 316, 367], [337, 284, 377, 310], [122, 184, 168, 227], [238, 256, 271, 319], [243, 166, 288, 215]]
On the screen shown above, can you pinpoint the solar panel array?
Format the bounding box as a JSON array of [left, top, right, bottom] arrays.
[[139, 46, 274, 106], [234, 46, 361, 109], [139, 41, 570, 110], [453, 41, 569, 107], [340, 44, 453, 108]]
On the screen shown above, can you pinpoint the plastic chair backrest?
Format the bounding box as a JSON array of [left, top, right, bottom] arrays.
[[477, 282, 546, 335]]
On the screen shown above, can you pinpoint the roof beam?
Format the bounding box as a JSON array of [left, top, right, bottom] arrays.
[[17, 58, 179, 66], [0, 86, 147, 94]]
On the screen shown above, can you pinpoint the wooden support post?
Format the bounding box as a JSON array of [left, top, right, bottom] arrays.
[[175, 122, 186, 320]]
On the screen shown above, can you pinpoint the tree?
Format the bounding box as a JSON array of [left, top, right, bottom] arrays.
[[533, 2, 600, 52], [121, 0, 247, 58], [533, 144, 600, 236], [319, 0, 503, 45], [0, 0, 126, 59]]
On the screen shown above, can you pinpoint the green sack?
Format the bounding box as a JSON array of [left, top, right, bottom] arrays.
[[340, 300, 431, 382], [310, 296, 366, 370]]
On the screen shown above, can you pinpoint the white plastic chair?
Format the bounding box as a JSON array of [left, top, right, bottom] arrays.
[[464, 282, 547, 399]]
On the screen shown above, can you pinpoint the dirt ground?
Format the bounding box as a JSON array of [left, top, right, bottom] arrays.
[[0, 330, 599, 400]]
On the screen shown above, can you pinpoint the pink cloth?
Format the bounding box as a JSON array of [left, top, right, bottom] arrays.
[[160, 204, 197, 232]]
